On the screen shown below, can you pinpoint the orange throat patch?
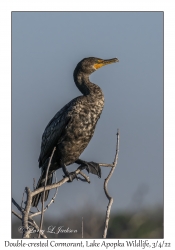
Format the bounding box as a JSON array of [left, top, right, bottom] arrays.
[[93, 63, 104, 69]]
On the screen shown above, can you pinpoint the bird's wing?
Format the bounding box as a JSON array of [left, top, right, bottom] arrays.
[[38, 98, 78, 167]]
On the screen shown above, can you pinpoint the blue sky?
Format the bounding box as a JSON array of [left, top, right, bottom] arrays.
[[12, 12, 163, 218]]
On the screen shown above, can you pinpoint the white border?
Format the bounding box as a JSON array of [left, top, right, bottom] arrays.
[[0, 0, 174, 247]]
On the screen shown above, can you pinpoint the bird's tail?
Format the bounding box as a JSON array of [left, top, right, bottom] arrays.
[[31, 171, 53, 207]]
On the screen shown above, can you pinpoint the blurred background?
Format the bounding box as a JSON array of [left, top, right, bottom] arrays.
[[12, 12, 163, 238]]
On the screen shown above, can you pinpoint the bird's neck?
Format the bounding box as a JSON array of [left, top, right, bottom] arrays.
[[73, 71, 104, 100]]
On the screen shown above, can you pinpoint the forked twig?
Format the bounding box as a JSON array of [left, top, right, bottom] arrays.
[[103, 129, 120, 238]]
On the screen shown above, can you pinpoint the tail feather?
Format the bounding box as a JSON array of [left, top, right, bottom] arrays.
[[32, 171, 53, 207]]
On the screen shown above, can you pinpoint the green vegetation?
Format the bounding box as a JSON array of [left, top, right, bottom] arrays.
[[12, 207, 163, 238]]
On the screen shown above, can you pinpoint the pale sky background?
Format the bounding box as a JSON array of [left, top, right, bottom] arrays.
[[12, 12, 163, 219]]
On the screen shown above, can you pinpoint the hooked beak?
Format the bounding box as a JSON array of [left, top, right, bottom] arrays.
[[94, 58, 119, 69]]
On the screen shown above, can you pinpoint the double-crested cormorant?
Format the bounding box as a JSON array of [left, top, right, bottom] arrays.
[[32, 57, 119, 207]]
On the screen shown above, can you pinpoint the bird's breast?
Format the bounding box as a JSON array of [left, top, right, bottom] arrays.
[[58, 98, 104, 165]]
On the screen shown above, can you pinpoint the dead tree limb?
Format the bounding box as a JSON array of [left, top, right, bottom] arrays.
[[103, 129, 120, 238], [12, 131, 120, 238], [12, 167, 89, 238], [22, 187, 32, 238]]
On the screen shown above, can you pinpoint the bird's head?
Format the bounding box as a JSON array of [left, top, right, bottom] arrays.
[[74, 57, 119, 75]]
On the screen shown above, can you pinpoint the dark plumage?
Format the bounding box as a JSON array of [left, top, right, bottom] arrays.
[[32, 57, 119, 207]]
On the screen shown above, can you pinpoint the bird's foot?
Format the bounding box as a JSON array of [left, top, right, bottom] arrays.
[[62, 164, 78, 182], [78, 161, 101, 178], [63, 171, 77, 182]]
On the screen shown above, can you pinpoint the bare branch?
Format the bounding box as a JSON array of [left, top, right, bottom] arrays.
[[14, 132, 121, 239], [12, 198, 22, 212], [103, 129, 120, 238], [14, 154, 84, 238], [12, 210, 22, 220], [30, 172, 58, 218], [30, 219, 47, 238], [77, 171, 90, 183], [99, 163, 114, 167], [31, 168, 82, 197], [38, 146, 56, 238], [12, 210, 47, 238], [29, 210, 43, 218], [22, 187, 32, 238], [33, 178, 36, 190], [113, 129, 120, 166], [20, 189, 25, 212], [43, 171, 58, 208]]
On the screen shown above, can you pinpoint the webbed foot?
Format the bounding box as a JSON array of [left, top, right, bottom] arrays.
[[75, 159, 101, 178]]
